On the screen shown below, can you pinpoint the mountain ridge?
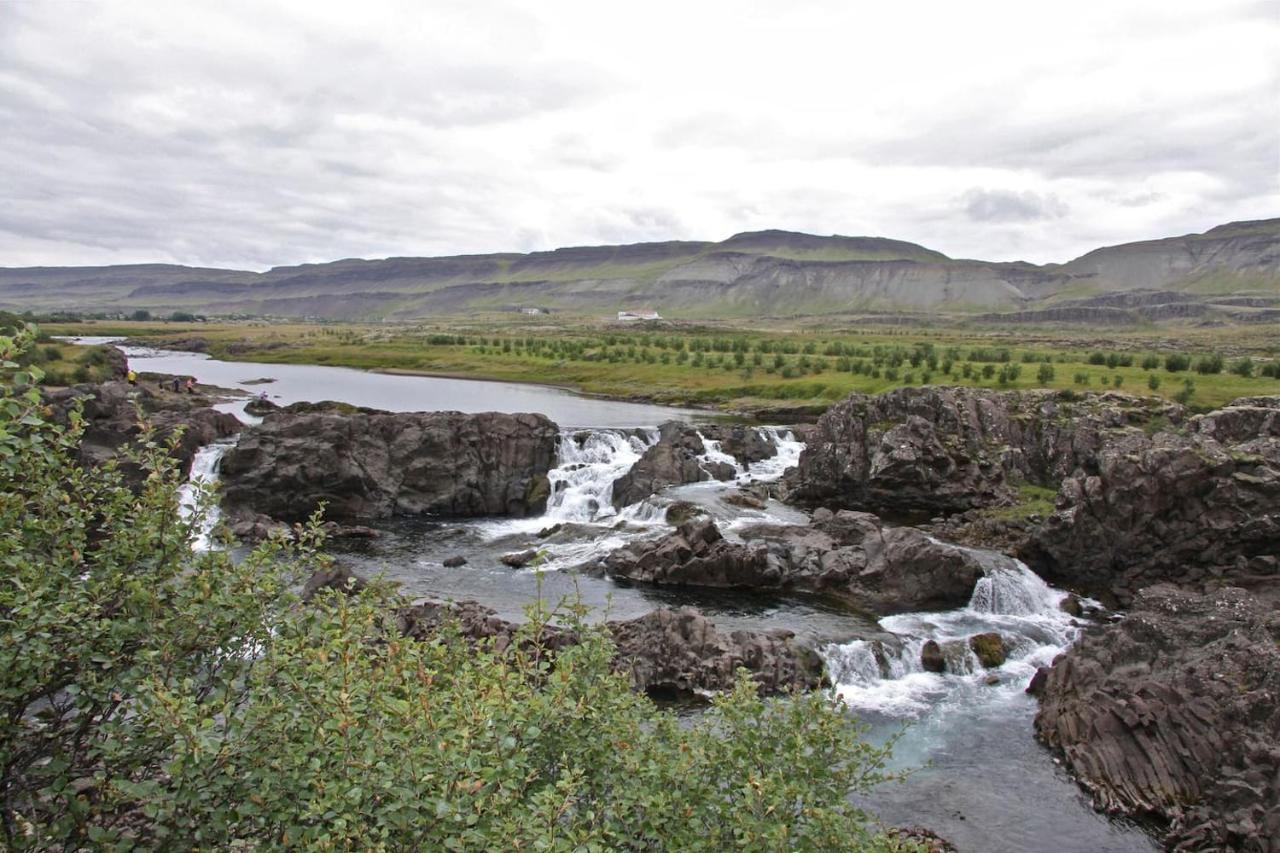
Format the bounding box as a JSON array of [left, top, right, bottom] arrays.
[[1, 219, 1276, 321]]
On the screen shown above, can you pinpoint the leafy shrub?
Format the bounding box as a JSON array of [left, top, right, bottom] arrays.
[[1164, 353, 1191, 373], [1193, 353, 1224, 375]]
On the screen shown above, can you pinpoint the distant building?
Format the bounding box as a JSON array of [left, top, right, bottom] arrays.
[[519, 307, 548, 315], [617, 308, 661, 322]]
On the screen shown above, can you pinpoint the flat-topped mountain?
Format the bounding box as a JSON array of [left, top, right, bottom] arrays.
[[1, 219, 1276, 321]]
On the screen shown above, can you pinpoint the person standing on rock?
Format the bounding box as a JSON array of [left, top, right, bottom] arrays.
[[126, 368, 137, 385], [171, 376, 181, 393], [184, 377, 195, 394]]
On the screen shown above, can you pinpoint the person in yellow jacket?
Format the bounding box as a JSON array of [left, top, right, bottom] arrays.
[[126, 368, 137, 385]]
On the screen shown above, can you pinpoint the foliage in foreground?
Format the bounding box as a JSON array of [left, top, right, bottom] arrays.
[[0, 327, 913, 850]]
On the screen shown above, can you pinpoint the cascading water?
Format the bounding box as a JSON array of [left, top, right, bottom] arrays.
[[177, 440, 237, 551], [544, 428, 658, 523], [821, 553, 1080, 717]]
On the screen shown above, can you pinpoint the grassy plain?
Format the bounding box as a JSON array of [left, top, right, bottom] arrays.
[[46, 315, 1280, 413]]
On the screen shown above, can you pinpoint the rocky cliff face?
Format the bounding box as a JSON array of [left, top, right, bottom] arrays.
[[44, 378, 240, 480], [1022, 396, 1280, 605], [787, 386, 1177, 516], [1031, 585, 1280, 850], [220, 409, 558, 522]]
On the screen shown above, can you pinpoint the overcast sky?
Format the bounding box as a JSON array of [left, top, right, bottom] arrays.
[[1, 0, 1277, 270]]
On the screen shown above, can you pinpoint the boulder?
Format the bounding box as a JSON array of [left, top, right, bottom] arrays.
[[301, 565, 368, 602], [788, 386, 1179, 516], [968, 632, 1006, 668], [663, 500, 707, 525], [1034, 585, 1280, 850], [609, 607, 825, 696], [442, 555, 467, 568], [601, 512, 986, 614], [500, 549, 539, 568], [610, 422, 736, 508], [920, 640, 946, 673], [220, 409, 558, 523]]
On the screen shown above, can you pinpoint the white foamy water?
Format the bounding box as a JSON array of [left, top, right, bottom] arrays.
[[176, 440, 236, 551], [821, 552, 1080, 718], [738, 427, 803, 482], [472, 426, 806, 572]]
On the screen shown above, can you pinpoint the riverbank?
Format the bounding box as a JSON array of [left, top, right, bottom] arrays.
[[44, 319, 1280, 412]]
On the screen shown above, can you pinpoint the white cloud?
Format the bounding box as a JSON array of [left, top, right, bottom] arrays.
[[0, 0, 1276, 270]]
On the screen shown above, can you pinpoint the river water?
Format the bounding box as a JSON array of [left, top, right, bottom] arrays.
[[71, 338, 1158, 852]]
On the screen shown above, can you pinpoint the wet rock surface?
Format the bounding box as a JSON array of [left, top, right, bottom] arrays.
[[610, 421, 740, 508], [220, 409, 558, 523], [599, 512, 985, 614], [1034, 585, 1280, 851]]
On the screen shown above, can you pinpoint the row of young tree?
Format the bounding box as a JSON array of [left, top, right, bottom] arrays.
[[0, 326, 917, 850], [405, 329, 1279, 380]]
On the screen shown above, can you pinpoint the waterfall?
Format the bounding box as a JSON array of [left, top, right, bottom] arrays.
[[543, 429, 658, 523], [177, 440, 236, 551], [821, 550, 1082, 718], [697, 433, 743, 478], [739, 427, 803, 482]]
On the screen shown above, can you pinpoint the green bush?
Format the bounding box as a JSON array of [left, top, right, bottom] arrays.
[[0, 326, 911, 851]]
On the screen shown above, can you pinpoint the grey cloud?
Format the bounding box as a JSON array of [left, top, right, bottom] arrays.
[[962, 189, 1068, 222]]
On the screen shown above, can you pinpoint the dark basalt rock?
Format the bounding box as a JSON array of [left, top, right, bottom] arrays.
[[1034, 585, 1280, 850], [441, 555, 467, 568], [600, 512, 985, 615], [787, 386, 1179, 516], [968, 632, 1006, 668], [500, 549, 539, 568], [220, 409, 557, 523], [610, 421, 738, 508], [1022, 396, 1280, 605], [43, 379, 240, 481], [920, 640, 946, 674], [394, 597, 823, 696]]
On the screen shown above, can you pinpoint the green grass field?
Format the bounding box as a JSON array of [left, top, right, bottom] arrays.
[[46, 317, 1280, 412]]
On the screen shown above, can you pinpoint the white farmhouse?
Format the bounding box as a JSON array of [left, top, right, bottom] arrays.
[[617, 308, 661, 322]]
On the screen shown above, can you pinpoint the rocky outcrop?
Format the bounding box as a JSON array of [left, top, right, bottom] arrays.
[[788, 387, 1178, 516], [1033, 585, 1280, 850], [395, 598, 824, 696], [220, 409, 557, 522], [600, 511, 986, 614], [43, 379, 240, 479], [1023, 396, 1280, 604], [610, 421, 736, 507]]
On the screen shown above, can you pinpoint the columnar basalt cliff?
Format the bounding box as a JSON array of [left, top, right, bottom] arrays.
[[1023, 396, 1280, 604], [220, 409, 558, 522], [1031, 585, 1280, 850]]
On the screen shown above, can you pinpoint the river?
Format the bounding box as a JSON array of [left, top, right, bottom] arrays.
[[70, 337, 1159, 852]]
